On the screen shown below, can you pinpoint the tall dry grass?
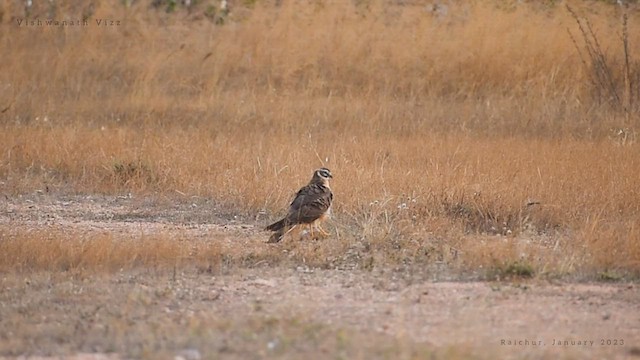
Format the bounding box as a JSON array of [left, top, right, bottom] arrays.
[[1, 0, 639, 277]]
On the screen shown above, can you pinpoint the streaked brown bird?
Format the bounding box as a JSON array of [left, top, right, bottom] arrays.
[[265, 168, 333, 243]]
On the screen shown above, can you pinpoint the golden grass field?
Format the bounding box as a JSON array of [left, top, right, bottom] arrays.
[[2, 0, 639, 278], [1, 0, 640, 358]]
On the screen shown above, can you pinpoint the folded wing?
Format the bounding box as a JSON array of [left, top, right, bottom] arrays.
[[287, 183, 332, 224]]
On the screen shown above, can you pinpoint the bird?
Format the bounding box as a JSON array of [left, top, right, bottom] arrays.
[[265, 167, 333, 243]]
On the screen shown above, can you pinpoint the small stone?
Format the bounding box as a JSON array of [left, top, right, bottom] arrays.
[[176, 348, 201, 360], [267, 339, 279, 350]]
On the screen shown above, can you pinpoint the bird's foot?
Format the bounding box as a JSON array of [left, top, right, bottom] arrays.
[[316, 226, 331, 237]]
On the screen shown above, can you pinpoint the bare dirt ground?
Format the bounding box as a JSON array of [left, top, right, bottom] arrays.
[[1, 194, 639, 359]]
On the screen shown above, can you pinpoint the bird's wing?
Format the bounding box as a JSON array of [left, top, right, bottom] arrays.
[[287, 183, 332, 224]]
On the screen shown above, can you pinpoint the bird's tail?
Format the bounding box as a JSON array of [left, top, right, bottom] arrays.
[[266, 218, 289, 243], [268, 230, 285, 243], [265, 218, 287, 232]]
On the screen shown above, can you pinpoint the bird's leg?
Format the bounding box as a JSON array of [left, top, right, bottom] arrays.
[[316, 223, 331, 237], [282, 224, 298, 239]]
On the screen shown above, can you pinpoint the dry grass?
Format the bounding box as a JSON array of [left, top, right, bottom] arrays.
[[0, 229, 212, 273], [1, 0, 640, 278]]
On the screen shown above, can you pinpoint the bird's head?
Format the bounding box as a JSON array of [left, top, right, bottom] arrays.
[[312, 167, 333, 183]]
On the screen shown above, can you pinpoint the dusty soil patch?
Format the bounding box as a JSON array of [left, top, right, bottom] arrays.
[[1, 193, 257, 237], [1, 194, 639, 359], [0, 269, 638, 359]]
